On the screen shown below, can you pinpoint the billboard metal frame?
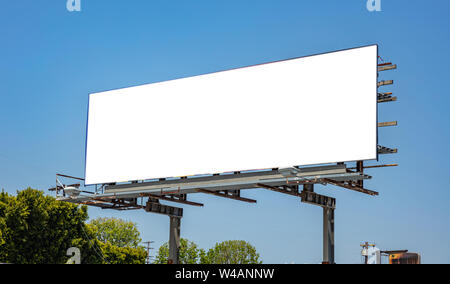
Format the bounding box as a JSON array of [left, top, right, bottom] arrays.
[[50, 47, 398, 264]]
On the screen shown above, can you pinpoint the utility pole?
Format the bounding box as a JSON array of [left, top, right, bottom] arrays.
[[361, 242, 376, 264], [142, 241, 155, 264]]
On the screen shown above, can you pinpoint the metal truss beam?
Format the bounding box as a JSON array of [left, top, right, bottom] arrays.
[[79, 200, 117, 209], [323, 179, 379, 196], [196, 189, 257, 203], [140, 193, 203, 207], [84, 198, 144, 210], [55, 165, 374, 208], [56, 173, 85, 181], [48, 183, 81, 192], [351, 163, 398, 170], [256, 183, 301, 197], [258, 183, 336, 209]]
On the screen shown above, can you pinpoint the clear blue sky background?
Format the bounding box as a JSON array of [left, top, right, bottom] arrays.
[[1, 0, 449, 264]]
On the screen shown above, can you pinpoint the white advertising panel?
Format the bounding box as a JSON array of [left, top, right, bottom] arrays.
[[85, 45, 378, 185]]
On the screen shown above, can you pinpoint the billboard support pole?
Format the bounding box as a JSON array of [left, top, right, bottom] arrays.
[[356, 161, 364, 187], [322, 207, 335, 264], [300, 184, 336, 264], [168, 216, 181, 264]]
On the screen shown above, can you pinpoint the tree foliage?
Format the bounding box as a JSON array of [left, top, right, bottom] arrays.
[[0, 188, 146, 264], [154, 239, 262, 264], [202, 240, 262, 264], [98, 241, 147, 264], [88, 217, 141, 248], [0, 188, 90, 264], [154, 238, 201, 264]]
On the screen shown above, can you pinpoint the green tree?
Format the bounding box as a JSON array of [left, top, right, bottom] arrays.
[[87, 217, 147, 264], [88, 217, 141, 248], [0, 188, 146, 264], [0, 192, 9, 253], [154, 239, 262, 264], [203, 240, 262, 264], [154, 238, 202, 264], [99, 241, 147, 264], [0, 188, 93, 264], [69, 224, 146, 264]]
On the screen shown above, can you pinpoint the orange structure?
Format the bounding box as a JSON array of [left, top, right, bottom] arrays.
[[381, 250, 421, 264]]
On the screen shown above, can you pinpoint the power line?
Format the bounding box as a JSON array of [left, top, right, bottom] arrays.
[[79, 222, 109, 264], [142, 241, 155, 264]]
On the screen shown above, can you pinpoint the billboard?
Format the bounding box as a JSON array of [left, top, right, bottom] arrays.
[[85, 45, 378, 185]]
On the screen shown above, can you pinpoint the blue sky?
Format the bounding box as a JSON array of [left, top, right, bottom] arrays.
[[1, 0, 450, 264]]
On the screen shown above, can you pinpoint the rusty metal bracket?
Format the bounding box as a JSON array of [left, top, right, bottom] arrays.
[[196, 189, 256, 203], [139, 193, 204, 207], [301, 190, 336, 209], [257, 183, 301, 197], [378, 64, 397, 72], [378, 145, 398, 155], [378, 92, 397, 103], [378, 121, 397, 127], [145, 201, 183, 217], [378, 80, 393, 87], [323, 179, 379, 196]]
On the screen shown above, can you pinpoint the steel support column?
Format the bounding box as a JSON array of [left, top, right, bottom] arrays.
[[322, 207, 335, 264], [168, 216, 181, 264]]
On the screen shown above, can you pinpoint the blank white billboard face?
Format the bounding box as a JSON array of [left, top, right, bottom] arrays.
[[85, 45, 378, 185]]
